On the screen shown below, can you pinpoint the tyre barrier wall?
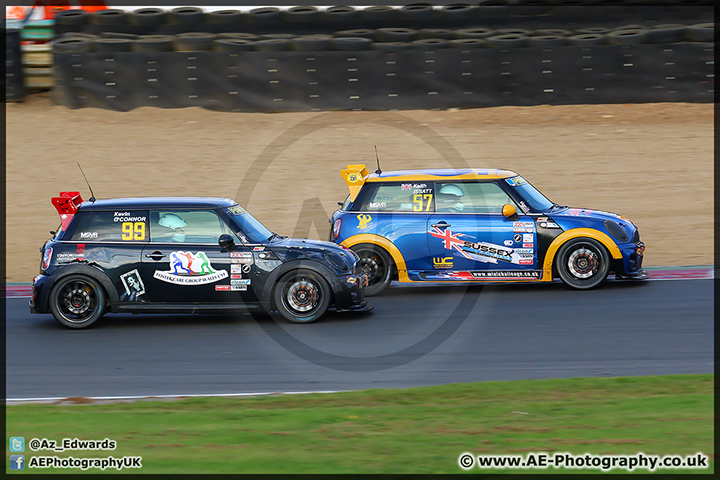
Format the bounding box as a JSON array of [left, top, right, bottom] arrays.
[[52, 41, 714, 112], [53, 4, 713, 37]]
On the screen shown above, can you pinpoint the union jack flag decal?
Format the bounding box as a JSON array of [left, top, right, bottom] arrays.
[[401, 184, 412, 190], [428, 227, 472, 259]]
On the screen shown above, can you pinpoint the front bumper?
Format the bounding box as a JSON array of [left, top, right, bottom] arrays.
[[334, 273, 372, 313], [615, 241, 648, 280]]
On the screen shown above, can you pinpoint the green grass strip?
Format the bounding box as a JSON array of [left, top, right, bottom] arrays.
[[6, 374, 713, 474]]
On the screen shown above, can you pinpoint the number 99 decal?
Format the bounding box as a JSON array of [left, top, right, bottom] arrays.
[[121, 222, 146, 241]]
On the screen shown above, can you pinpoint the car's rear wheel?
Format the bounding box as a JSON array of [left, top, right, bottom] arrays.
[[49, 275, 106, 328], [555, 238, 610, 289], [274, 269, 331, 323], [351, 244, 393, 296]]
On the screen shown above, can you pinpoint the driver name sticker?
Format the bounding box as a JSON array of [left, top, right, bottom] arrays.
[[154, 251, 228, 285]]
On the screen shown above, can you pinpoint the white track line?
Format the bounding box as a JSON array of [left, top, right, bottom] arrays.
[[6, 390, 347, 405]]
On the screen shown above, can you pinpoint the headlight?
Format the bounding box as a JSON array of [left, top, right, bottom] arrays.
[[604, 220, 629, 242], [324, 250, 351, 273]]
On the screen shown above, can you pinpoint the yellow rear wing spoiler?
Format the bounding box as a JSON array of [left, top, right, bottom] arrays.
[[340, 164, 370, 202]]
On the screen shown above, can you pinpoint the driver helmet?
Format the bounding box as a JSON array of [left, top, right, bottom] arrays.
[[437, 184, 465, 212], [158, 213, 187, 242]]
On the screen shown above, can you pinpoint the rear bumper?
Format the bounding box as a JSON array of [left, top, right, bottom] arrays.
[[29, 274, 50, 314]]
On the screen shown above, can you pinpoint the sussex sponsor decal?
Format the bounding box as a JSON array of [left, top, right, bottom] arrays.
[[153, 251, 228, 285], [428, 227, 537, 266]]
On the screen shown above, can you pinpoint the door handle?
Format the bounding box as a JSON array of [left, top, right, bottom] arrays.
[[145, 251, 166, 260], [431, 222, 451, 228]]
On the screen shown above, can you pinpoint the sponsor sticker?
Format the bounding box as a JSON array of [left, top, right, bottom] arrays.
[[231, 265, 243, 273], [230, 252, 252, 258], [253, 246, 265, 251], [227, 205, 247, 216], [369, 202, 386, 208], [513, 234, 522, 243], [523, 233, 534, 243], [357, 214, 373, 230], [231, 279, 251, 285], [231, 258, 253, 264], [523, 243, 533, 248], [504, 240, 513, 246], [514, 248, 533, 254], [346, 172, 361, 184], [120, 269, 145, 298], [215, 285, 231, 291], [537, 217, 548, 222], [433, 257, 453, 269], [231, 285, 247, 291], [241, 264, 252, 273], [77, 244, 85, 255], [231, 274, 243, 279], [519, 259, 533, 265], [79, 231, 98, 239], [153, 251, 228, 285]]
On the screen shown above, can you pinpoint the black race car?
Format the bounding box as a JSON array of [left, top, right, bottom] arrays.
[[30, 192, 371, 328]]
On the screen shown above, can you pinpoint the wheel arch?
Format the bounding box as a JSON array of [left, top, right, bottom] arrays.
[[340, 234, 408, 282], [542, 228, 621, 281], [261, 259, 341, 311], [44, 264, 119, 308]]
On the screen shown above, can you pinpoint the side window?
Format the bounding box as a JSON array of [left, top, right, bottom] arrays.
[[67, 211, 149, 242], [355, 182, 434, 212], [150, 210, 237, 244], [436, 182, 516, 214]]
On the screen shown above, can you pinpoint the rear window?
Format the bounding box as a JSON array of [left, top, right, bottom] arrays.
[[66, 211, 149, 242], [354, 182, 435, 212]]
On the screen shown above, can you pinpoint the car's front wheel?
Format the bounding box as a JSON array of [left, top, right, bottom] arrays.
[[555, 238, 610, 289], [351, 243, 393, 296], [49, 275, 106, 328], [274, 269, 331, 323]]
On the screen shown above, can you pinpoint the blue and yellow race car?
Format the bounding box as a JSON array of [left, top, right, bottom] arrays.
[[329, 165, 648, 295]]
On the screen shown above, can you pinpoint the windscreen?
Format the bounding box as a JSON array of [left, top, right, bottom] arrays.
[[224, 205, 273, 244]]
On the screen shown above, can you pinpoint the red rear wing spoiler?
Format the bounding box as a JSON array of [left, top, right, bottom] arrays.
[[52, 191, 83, 229]]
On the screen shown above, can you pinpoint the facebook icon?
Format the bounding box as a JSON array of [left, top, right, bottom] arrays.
[[10, 455, 25, 470]]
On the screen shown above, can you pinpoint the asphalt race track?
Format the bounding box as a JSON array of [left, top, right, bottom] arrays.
[[5, 278, 713, 400]]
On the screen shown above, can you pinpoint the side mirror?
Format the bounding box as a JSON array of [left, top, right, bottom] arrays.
[[502, 204, 519, 220], [218, 234, 237, 252]]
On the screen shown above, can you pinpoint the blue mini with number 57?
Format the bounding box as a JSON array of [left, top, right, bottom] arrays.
[[329, 164, 648, 296]]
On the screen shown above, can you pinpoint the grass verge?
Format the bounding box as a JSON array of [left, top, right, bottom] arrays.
[[6, 374, 713, 474]]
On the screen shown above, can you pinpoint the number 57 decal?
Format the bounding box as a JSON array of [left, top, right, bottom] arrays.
[[413, 194, 433, 212]]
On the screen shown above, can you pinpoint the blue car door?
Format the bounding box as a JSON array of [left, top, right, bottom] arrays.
[[425, 181, 540, 281]]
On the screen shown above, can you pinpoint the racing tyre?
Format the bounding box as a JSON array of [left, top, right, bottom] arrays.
[[49, 275, 106, 329], [555, 238, 610, 289], [128, 8, 166, 27], [274, 269, 331, 323], [93, 38, 132, 52], [54, 9, 88, 26], [351, 244, 393, 296], [89, 9, 127, 26]]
